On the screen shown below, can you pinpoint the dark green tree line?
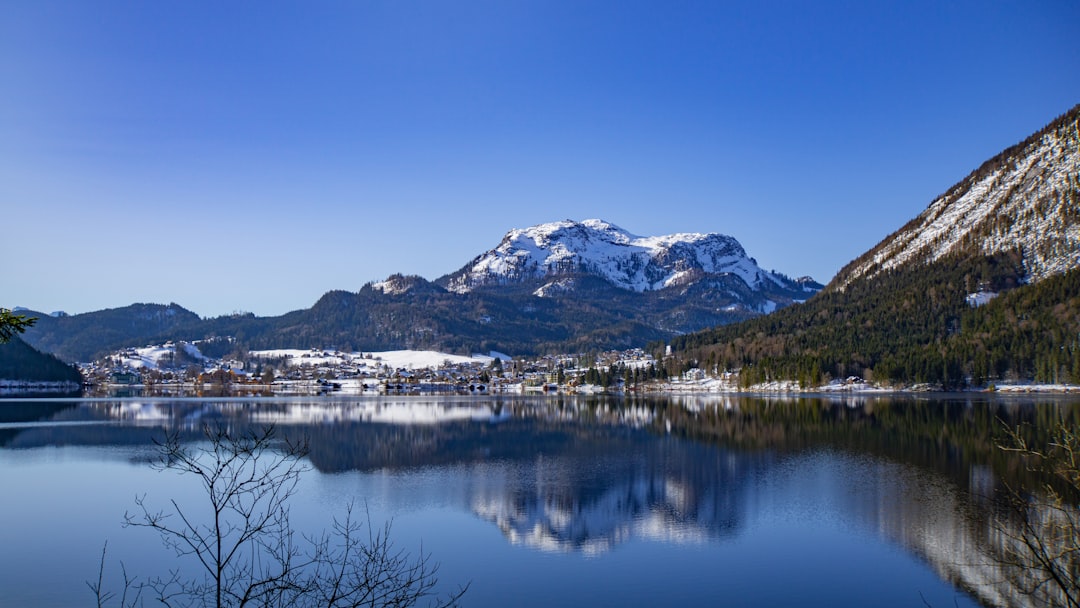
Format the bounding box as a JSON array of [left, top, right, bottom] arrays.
[[671, 252, 1080, 388]]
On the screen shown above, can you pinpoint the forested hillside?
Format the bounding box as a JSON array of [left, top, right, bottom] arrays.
[[0, 337, 83, 384], [18, 274, 765, 362], [21, 303, 203, 362], [256, 277, 725, 356], [669, 104, 1080, 389], [672, 252, 1080, 387], [17, 220, 817, 362]]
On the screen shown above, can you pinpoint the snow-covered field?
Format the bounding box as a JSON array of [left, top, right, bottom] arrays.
[[102, 343, 506, 373], [110, 343, 207, 370], [992, 383, 1080, 393], [249, 349, 501, 370]]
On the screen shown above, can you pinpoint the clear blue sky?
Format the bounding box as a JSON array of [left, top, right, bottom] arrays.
[[3, 1, 1078, 317]]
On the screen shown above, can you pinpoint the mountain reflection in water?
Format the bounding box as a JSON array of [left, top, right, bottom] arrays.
[[2, 394, 1078, 608]]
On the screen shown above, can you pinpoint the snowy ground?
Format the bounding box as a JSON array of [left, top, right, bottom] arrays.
[[991, 383, 1080, 393], [658, 377, 1080, 394], [110, 343, 208, 370], [104, 344, 505, 373], [249, 349, 500, 370]]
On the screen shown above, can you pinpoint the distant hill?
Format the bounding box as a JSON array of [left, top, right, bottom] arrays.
[[21, 302, 204, 363], [671, 104, 1080, 388], [19, 222, 819, 362], [0, 336, 83, 384]]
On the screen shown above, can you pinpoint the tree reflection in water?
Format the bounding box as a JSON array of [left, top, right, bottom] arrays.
[[3, 394, 1078, 607]]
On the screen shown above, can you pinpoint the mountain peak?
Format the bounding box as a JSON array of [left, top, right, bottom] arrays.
[[440, 218, 812, 299]]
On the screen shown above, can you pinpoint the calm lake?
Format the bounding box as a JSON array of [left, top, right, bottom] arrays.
[[1, 394, 1077, 607]]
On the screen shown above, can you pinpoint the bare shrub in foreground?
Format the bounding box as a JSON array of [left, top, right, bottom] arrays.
[[995, 423, 1080, 608], [91, 424, 466, 608]]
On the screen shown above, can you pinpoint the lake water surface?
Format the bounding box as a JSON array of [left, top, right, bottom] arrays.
[[1, 394, 1076, 607]]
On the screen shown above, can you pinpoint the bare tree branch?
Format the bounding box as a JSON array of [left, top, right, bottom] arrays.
[[992, 422, 1080, 608], [88, 543, 143, 608], [96, 423, 465, 608]]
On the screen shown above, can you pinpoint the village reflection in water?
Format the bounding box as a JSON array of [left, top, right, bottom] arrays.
[[3, 394, 1078, 608]]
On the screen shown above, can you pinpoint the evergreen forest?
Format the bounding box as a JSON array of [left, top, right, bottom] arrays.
[[670, 251, 1080, 389], [0, 336, 84, 384]]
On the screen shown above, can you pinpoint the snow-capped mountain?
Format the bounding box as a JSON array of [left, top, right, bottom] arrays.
[[836, 105, 1080, 289], [441, 219, 818, 301], [23, 220, 819, 360]]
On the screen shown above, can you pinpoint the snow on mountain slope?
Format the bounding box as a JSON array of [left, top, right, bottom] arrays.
[[113, 342, 207, 370], [837, 105, 1080, 289], [443, 218, 809, 295]]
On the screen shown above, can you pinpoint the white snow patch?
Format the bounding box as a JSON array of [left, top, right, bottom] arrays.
[[534, 278, 576, 297], [371, 277, 413, 295], [992, 383, 1080, 393], [966, 291, 999, 307], [251, 349, 494, 370], [115, 342, 205, 370]]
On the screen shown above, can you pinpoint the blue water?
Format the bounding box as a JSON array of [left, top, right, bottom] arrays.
[[1, 394, 1061, 607]]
